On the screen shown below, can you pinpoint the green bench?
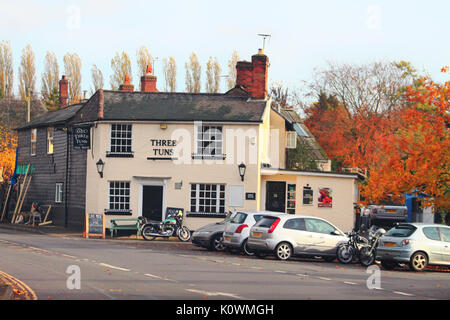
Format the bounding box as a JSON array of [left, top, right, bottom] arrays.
[[109, 218, 142, 238]]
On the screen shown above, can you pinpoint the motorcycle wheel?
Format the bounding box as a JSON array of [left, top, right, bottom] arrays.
[[142, 225, 157, 241], [177, 226, 191, 242], [359, 246, 375, 267], [337, 244, 354, 264]]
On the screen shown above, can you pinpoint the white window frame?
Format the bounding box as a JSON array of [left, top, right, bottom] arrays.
[[303, 186, 313, 206], [195, 125, 223, 158], [108, 181, 131, 212], [47, 127, 54, 154], [286, 131, 297, 149], [31, 128, 37, 156], [190, 183, 225, 214], [55, 183, 63, 203], [109, 124, 133, 155]]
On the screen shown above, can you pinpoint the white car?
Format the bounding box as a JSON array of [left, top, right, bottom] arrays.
[[222, 211, 282, 256]]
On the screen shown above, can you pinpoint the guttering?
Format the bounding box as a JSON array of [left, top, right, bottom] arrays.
[[261, 168, 358, 179]]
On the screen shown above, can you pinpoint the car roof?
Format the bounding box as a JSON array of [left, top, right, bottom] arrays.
[[396, 222, 449, 228]]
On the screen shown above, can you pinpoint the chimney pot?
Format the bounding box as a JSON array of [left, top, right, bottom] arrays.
[[119, 74, 134, 92]]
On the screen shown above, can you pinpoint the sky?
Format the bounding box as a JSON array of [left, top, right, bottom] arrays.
[[1, 0, 449, 98]]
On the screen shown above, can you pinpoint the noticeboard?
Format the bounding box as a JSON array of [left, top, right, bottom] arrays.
[[84, 213, 105, 238], [166, 207, 184, 218], [73, 126, 91, 150]]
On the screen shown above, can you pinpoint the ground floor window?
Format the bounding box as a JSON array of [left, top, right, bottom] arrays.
[[55, 183, 63, 203], [190, 183, 225, 214], [108, 181, 130, 212]]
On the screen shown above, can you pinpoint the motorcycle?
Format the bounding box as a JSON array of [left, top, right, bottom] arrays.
[[336, 229, 370, 264], [359, 227, 386, 267], [140, 210, 191, 242]]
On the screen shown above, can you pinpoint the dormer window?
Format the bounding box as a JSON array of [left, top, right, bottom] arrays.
[[286, 131, 297, 149]]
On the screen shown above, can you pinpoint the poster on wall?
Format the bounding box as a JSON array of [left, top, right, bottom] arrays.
[[318, 187, 333, 207]]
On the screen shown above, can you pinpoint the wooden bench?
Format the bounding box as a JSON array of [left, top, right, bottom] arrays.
[[109, 218, 141, 238]]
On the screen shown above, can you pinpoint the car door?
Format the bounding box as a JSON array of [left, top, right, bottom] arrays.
[[422, 227, 445, 264], [438, 227, 450, 263], [305, 218, 340, 255], [282, 218, 312, 255]]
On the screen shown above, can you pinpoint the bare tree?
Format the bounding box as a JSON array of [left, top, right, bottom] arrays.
[[18, 45, 36, 100], [185, 52, 201, 93], [91, 64, 104, 95], [41, 52, 60, 110], [0, 41, 14, 98], [136, 46, 153, 78], [110, 51, 132, 90], [227, 50, 239, 90], [306, 61, 416, 116], [205, 56, 221, 93], [163, 56, 177, 92], [63, 52, 82, 104]]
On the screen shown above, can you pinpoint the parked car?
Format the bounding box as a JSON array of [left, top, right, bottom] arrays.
[[364, 201, 408, 227], [191, 212, 236, 251], [222, 211, 282, 256], [247, 214, 348, 261], [376, 223, 450, 271]]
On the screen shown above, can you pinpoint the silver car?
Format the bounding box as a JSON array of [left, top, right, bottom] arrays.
[[365, 204, 408, 225], [191, 212, 236, 251], [223, 211, 282, 256], [247, 214, 348, 261], [376, 223, 450, 271]]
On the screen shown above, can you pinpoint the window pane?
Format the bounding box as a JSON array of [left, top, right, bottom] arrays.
[[423, 227, 440, 241]]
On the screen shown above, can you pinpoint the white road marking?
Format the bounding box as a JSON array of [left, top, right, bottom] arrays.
[[99, 263, 130, 272], [275, 270, 287, 273], [144, 273, 163, 280], [297, 273, 308, 277], [62, 254, 77, 259], [185, 289, 246, 300], [393, 291, 414, 296], [344, 281, 357, 285], [317, 277, 331, 281]]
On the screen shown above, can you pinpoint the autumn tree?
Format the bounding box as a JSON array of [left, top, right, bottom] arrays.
[[90, 64, 104, 95], [18, 44, 36, 100], [205, 56, 221, 93], [63, 52, 82, 104], [0, 40, 14, 98], [361, 73, 450, 211], [227, 50, 239, 90], [163, 57, 177, 92], [110, 51, 132, 90], [136, 46, 153, 78], [185, 52, 201, 93], [0, 124, 17, 182], [41, 52, 60, 110]]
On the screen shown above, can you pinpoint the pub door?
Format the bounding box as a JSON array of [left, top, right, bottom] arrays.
[[142, 186, 163, 221], [266, 181, 286, 213]]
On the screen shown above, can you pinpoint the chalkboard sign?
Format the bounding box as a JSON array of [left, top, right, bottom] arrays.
[[84, 213, 105, 238], [166, 207, 184, 218], [73, 126, 91, 150]]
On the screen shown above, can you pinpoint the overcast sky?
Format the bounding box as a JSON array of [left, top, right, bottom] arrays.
[[1, 0, 448, 97]]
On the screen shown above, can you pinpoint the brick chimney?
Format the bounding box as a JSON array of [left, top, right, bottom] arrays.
[[235, 49, 269, 99], [59, 75, 69, 109], [119, 74, 134, 92], [140, 64, 158, 92]]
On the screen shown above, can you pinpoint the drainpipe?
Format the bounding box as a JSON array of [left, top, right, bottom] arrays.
[[64, 126, 70, 228]]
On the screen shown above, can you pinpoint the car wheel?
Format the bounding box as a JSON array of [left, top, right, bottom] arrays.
[[381, 260, 397, 270], [242, 239, 255, 256], [275, 242, 292, 260], [211, 233, 225, 251], [410, 252, 428, 272]]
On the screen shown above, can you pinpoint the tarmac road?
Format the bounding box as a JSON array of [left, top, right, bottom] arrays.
[[0, 227, 448, 300]]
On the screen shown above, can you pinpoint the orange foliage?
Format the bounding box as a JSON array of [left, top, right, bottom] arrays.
[[0, 125, 17, 182]]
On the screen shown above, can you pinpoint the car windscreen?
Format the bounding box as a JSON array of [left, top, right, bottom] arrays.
[[384, 224, 417, 237], [230, 212, 247, 224], [254, 216, 279, 228]]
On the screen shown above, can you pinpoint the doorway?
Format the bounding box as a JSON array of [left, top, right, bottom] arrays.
[[142, 185, 163, 221], [266, 181, 286, 213]]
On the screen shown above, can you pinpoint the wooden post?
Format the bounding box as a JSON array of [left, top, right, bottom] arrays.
[[11, 164, 30, 224], [16, 176, 32, 219], [41, 205, 52, 224], [0, 184, 11, 222]]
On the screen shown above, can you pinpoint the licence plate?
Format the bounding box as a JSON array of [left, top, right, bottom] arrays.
[[384, 242, 396, 247], [224, 237, 231, 242], [252, 232, 262, 237], [386, 209, 397, 213]]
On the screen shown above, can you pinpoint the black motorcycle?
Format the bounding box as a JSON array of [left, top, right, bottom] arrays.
[[359, 227, 386, 267], [139, 210, 191, 242], [336, 229, 370, 264]]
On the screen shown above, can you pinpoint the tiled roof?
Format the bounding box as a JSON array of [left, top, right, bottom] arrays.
[[15, 103, 84, 130]]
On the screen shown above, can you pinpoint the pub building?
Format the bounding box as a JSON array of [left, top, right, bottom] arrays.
[[15, 50, 359, 232]]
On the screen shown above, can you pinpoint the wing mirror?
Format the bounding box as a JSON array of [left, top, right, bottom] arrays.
[[331, 230, 341, 236]]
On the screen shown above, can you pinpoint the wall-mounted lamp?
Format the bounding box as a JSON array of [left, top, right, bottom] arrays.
[[238, 163, 246, 182], [96, 159, 105, 178], [160, 123, 167, 130]]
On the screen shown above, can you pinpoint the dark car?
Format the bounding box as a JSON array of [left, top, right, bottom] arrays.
[[191, 212, 236, 251]]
